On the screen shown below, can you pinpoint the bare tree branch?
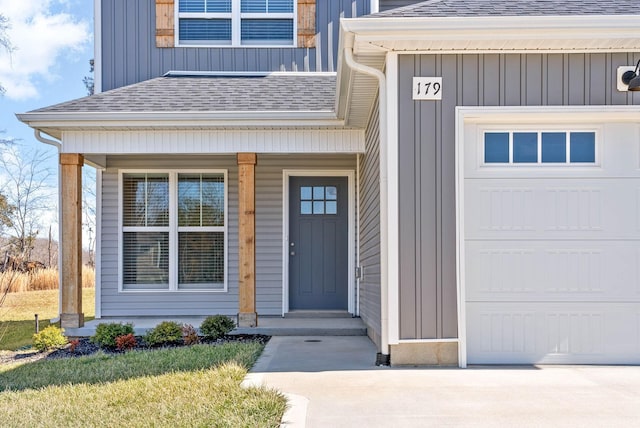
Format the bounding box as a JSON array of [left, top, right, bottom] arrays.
[[0, 14, 14, 96], [0, 146, 54, 262]]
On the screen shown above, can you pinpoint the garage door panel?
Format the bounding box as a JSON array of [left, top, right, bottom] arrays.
[[464, 179, 640, 240], [467, 303, 640, 364], [466, 241, 640, 301]]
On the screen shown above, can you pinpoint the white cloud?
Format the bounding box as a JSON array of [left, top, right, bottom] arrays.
[[0, 0, 90, 100]]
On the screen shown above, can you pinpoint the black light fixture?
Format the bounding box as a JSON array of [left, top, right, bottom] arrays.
[[622, 59, 640, 91]]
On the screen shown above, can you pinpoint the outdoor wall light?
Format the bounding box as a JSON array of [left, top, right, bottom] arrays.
[[621, 59, 640, 91]]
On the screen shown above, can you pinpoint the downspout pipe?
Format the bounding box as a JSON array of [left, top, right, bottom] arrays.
[[343, 47, 390, 362], [34, 130, 63, 323]]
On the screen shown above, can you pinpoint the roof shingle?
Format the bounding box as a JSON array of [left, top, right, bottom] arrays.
[[31, 74, 336, 113]]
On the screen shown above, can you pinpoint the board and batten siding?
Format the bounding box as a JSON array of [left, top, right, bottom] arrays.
[[397, 53, 640, 341], [100, 0, 370, 91], [359, 98, 381, 346], [100, 153, 357, 317]]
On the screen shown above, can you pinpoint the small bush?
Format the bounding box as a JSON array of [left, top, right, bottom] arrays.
[[33, 325, 67, 351], [91, 323, 135, 349], [182, 324, 200, 346], [200, 315, 235, 340], [145, 321, 183, 346], [115, 333, 138, 351], [69, 339, 80, 353]]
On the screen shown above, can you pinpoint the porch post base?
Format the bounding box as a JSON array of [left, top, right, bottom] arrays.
[[238, 312, 258, 328], [60, 313, 85, 329]]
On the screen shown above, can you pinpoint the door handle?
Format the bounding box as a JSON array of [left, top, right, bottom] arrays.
[[290, 251, 295, 256]]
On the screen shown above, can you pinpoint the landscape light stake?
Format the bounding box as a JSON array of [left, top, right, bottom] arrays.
[[35, 313, 39, 333]]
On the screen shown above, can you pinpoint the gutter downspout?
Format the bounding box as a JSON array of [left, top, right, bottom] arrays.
[[343, 47, 390, 362], [34, 130, 63, 324]]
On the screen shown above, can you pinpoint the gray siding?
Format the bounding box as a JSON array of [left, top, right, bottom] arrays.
[[359, 99, 381, 346], [100, 153, 356, 317], [379, 0, 421, 12], [398, 53, 640, 340], [101, 0, 370, 91]]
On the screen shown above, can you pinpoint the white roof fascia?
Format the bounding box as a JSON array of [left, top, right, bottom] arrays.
[[342, 14, 640, 52], [17, 111, 344, 129]]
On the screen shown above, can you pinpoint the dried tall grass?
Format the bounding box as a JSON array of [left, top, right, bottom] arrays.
[[0, 267, 95, 293]]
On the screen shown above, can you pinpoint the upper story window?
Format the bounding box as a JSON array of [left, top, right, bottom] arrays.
[[483, 130, 597, 165], [177, 0, 296, 47]]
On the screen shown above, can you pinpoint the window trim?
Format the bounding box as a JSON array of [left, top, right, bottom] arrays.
[[175, 0, 297, 48], [118, 169, 228, 293], [479, 126, 601, 168]]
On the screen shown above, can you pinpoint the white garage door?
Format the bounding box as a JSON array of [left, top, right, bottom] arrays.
[[463, 122, 640, 364]]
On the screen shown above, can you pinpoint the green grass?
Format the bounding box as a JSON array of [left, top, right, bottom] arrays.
[[0, 289, 95, 350], [0, 343, 286, 427]]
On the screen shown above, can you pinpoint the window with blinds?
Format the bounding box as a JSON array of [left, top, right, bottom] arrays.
[[177, 0, 295, 46], [121, 171, 227, 291], [177, 173, 225, 289]]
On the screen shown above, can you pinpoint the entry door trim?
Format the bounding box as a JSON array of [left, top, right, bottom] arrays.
[[282, 170, 356, 315]]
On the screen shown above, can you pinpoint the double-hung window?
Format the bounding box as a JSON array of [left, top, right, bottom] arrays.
[[177, 0, 295, 46], [121, 171, 227, 291]]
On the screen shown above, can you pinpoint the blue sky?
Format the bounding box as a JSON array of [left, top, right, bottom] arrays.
[[0, 0, 93, 241]]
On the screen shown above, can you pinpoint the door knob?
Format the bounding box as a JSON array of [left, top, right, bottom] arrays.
[[290, 251, 295, 256]]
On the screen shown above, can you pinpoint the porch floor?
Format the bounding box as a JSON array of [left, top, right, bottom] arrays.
[[63, 316, 367, 337]]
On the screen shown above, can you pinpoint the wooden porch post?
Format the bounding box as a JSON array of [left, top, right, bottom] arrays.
[[59, 154, 84, 328], [237, 153, 258, 327]]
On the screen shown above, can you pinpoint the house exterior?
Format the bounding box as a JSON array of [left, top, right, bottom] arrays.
[[18, 0, 640, 366]]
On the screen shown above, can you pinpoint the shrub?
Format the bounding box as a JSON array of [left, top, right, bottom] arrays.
[[33, 325, 67, 351], [145, 321, 183, 346], [115, 333, 138, 351], [200, 315, 235, 340], [69, 339, 80, 353], [91, 323, 135, 349], [182, 324, 200, 346]]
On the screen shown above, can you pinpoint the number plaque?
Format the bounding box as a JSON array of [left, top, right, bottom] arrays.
[[412, 77, 442, 100]]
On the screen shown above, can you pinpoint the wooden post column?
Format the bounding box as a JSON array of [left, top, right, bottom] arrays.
[[237, 153, 258, 327], [60, 154, 84, 328]]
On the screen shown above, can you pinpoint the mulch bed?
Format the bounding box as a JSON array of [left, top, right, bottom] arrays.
[[0, 335, 270, 366]]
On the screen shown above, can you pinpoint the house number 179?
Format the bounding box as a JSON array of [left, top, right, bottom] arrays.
[[412, 77, 443, 100]]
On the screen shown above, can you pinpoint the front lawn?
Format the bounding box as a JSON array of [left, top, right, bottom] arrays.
[[0, 343, 286, 427], [0, 289, 95, 350]]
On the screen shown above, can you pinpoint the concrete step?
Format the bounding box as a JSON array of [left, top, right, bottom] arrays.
[[64, 316, 367, 338], [283, 310, 352, 319], [232, 316, 367, 336]]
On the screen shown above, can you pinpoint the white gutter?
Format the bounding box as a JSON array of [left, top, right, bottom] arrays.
[[34, 130, 63, 322], [17, 110, 340, 122], [343, 46, 390, 359]]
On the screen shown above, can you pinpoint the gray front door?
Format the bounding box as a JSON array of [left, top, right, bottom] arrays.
[[289, 176, 348, 310]]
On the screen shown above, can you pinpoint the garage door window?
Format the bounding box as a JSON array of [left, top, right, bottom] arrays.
[[484, 131, 596, 165]]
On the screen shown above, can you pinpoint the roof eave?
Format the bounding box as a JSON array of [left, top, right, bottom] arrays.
[[17, 111, 346, 134], [342, 14, 640, 53]]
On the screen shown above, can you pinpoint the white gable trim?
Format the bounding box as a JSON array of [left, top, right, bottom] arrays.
[[61, 129, 366, 154], [342, 15, 640, 54]]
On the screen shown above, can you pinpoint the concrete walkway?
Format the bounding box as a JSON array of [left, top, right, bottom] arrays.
[[243, 336, 640, 427]]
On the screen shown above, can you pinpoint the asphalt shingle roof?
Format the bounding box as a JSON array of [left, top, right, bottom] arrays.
[[371, 0, 640, 17], [32, 74, 336, 113]]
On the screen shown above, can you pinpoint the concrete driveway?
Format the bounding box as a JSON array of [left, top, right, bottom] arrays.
[[243, 336, 640, 427]]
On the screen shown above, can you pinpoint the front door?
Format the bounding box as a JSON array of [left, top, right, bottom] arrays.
[[289, 176, 348, 310]]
